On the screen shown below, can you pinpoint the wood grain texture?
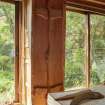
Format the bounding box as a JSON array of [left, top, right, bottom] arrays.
[[65, 0, 105, 15], [31, 1, 49, 104], [48, 0, 63, 9], [31, 0, 64, 105], [31, 12, 49, 87], [32, 0, 48, 11], [65, 0, 105, 6], [18, 1, 26, 104], [48, 15, 64, 88], [48, 0, 65, 92]]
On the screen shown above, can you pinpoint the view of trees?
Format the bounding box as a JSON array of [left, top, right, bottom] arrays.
[[65, 11, 105, 89], [0, 1, 105, 104], [65, 12, 85, 89], [0, 2, 15, 104], [91, 15, 105, 86]]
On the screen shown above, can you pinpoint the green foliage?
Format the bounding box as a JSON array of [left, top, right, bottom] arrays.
[[0, 71, 14, 93], [65, 12, 85, 89], [65, 12, 105, 89], [91, 70, 100, 86], [0, 71, 14, 104], [0, 2, 15, 104], [0, 2, 15, 72]]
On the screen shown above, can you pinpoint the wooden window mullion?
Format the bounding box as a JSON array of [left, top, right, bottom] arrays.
[[85, 13, 91, 88], [15, 2, 20, 102]]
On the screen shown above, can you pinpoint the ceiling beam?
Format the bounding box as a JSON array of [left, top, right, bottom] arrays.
[[65, 0, 105, 15], [87, 0, 105, 5], [66, 6, 105, 16], [65, 0, 105, 9]]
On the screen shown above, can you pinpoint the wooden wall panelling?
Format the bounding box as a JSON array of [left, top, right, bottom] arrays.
[[31, 0, 49, 105], [31, 0, 65, 105], [48, 6, 65, 92], [32, 0, 48, 88]]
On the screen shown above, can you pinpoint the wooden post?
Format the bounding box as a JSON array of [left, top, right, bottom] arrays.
[[19, 0, 32, 105], [31, 1, 49, 104], [24, 0, 32, 105], [14, 1, 26, 105], [18, 1, 26, 104], [31, 0, 65, 105], [48, 0, 65, 92], [15, 1, 32, 105]]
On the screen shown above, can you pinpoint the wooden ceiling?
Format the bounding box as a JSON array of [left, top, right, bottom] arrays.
[[0, 0, 105, 15], [65, 0, 105, 15]]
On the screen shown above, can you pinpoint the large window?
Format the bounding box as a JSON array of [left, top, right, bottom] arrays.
[[65, 11, 105, 90], [0, 2, 15, 104], [91, 15, 105, 86], [65, 11, 85, 89]]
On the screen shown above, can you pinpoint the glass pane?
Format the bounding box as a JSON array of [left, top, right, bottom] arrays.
[[0, 2, 15, 104], [91, 15, 105, 87], [65, 11, 85, 90]]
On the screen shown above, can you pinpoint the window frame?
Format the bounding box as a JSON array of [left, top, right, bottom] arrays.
[[65, 2, 105, 88], [0, 1, 25, 104]]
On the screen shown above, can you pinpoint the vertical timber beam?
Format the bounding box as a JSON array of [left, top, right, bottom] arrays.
[[31, 0, 49, 105], [24, 0, 32, 105], [14, 1, 26, 105], [18, 1, 26, 104], [85, 13, 91, 88], [31, 0, 65, 105], [48, 0, 65, 92], [19, 0, 32, 105]]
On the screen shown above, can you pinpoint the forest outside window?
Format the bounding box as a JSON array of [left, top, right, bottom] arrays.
[[65, 10, 105, 90], [0, 2, 15, 104]]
